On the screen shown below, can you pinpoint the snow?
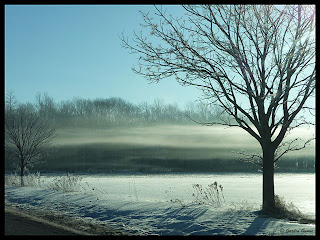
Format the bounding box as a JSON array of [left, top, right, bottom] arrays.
[[5, 173, 315, 235]]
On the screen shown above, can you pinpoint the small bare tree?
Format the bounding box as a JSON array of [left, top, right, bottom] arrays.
[[121, 5, 315, 212], [5, 103, 57, 186], [5, 90, 18, 112]]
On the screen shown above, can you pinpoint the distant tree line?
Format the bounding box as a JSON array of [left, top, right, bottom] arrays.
[[5, 91, 315, 174], [5, 91, 225, 128]]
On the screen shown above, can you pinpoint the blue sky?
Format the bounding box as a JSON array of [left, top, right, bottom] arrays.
[[5, 5, 200, 107]]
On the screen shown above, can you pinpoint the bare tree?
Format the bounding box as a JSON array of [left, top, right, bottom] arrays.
[[5, 90, 18, 112], [5, 104, 57, 186], [35, 92, 57, 119], [121, 5, 315, 212]]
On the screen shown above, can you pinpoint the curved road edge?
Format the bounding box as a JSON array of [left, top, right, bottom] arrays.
[[5, 203, 124, 235], [5, 206, 89, 235]]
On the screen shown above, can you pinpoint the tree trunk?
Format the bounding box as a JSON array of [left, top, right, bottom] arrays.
[[262, 144, 275, 211], [20, 166, 25, 187]]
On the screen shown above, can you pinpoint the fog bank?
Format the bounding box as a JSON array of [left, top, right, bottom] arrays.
[[53, 125, 315, 159]]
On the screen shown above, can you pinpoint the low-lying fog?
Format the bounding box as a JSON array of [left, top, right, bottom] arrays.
[[53, 125, 315, 160]]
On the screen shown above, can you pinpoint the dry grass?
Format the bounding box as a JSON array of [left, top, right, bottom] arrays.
[[5, 172, 83, 193], [261, 195, 315, 224], [192, 181, 226, 207]]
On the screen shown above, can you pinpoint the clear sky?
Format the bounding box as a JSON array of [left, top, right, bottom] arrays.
[[5, 5, 201, 107]]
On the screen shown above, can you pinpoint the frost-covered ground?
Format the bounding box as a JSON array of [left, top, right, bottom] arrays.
[[5, 173, 315, 235]]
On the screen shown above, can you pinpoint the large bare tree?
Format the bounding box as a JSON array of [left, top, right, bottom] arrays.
[[121, 5, 315, 212], [5, 103, 57, 186]]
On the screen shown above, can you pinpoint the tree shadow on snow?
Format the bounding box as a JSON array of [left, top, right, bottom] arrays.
[[242, 212, 270, 235]]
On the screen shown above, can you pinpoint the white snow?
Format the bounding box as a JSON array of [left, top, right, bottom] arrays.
[[5, 173, 315, 235]]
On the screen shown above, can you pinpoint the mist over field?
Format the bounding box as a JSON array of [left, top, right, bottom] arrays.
[[27, 124, 312, 173], [53, 125, 315, 157], [54, 125, 261, 156], [5, 94, 315, 173]]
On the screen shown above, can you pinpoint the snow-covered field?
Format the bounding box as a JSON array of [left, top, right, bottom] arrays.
[[5, 172, 315, 235]]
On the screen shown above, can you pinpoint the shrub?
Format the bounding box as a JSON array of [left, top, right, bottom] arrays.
[[5, 172, 43, 187], [192, 181, 225, 207], [262, 195, 315, 224], [5, 172, 83, 193], [5, 173, 19, 186], [47, 173, 83, 193]]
